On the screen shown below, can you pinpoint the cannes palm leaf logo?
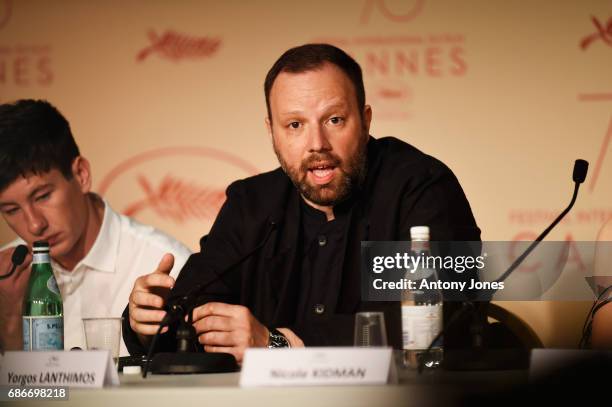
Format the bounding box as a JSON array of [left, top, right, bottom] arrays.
[[136, 30, 221, 62], [123, 174, 226, 223]]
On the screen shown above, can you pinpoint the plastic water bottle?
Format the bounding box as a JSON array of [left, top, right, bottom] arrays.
[[401, 226, 443, 368]]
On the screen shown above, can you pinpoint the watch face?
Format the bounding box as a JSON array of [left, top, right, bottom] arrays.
[[269, 329, 290, 348]]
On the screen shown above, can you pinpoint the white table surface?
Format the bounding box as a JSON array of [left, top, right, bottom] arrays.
[[11, 365, 527, 407]]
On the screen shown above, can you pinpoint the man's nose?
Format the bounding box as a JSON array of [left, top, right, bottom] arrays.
[[307, 124, 332, 153], [24, 207, 48, 236]]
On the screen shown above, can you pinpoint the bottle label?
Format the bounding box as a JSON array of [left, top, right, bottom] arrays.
[[401, 304, 442, 350], [46, 276, 60, 296], [22, 316, 64, 351], [32, 253, 51, 265]]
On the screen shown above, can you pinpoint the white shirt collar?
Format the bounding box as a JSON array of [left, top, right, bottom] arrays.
[[74, 200, 120, 274]]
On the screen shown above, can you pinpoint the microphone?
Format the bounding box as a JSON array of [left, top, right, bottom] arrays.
[[163, 219, 278, 325], [142, 219, 278, 377], [573, 159, 588, 183], [426, 159, 589, 372], [0, 245, 29, 280], [494, 159, 588, 285]]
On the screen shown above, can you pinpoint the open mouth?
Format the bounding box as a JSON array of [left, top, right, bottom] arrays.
[[308, 163, 337, 185]]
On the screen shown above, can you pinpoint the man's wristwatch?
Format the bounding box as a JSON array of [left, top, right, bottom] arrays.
[[267, 328, 290, 348]]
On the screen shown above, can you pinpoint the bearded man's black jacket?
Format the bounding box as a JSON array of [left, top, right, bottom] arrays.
[[122, 136, 481, 355]]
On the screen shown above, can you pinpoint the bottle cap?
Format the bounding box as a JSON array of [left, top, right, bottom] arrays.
[[32, 241, 50, 252], [410, 226, 430, 241]]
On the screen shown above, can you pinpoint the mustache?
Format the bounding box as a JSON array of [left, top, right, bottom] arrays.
[[300, 152, 342, 172]]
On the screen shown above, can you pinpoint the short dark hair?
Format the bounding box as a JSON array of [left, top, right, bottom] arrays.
[[264, 43, 365, 122], [0, 99, 80, 192]]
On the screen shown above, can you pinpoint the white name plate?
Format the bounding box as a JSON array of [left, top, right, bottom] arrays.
[[0, 351, 119, 388], [240, 347, 394, 387]]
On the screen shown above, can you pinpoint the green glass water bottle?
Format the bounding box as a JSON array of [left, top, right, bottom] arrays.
[[22, 241, 64, 351]]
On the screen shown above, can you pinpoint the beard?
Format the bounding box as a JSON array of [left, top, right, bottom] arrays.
[[273, 134, 368, 207]]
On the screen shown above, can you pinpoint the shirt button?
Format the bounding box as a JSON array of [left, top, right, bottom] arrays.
[[314, 304, 325, 315], [318, 235, 327, 246]]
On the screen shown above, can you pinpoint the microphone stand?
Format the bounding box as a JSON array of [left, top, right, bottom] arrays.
[[142, 221, 277, 377], [437, 159, 588, 371], [144, 304, 239, 375]]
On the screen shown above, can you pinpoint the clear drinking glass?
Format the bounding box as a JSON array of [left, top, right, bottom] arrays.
[[82, 317, 121, 366], [354, 312, 388, 347]]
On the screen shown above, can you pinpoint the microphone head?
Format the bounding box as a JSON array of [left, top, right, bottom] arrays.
[[573, 159, 589, 184], [11, 245, 29, 266]]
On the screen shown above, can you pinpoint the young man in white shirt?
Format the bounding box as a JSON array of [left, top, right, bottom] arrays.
[[0, 99, 192, 355]]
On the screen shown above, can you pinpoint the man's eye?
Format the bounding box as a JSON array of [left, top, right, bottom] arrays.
[[329, 117, 344, 125], [288, 122, 300, 129], [3, 208, 18, 216], [35, 192, 51, 202]]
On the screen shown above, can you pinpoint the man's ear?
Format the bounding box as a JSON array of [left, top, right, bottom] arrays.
[[265, 116, 273, 138], [363, 104, 372, 135], [71, 156, 92, 193]]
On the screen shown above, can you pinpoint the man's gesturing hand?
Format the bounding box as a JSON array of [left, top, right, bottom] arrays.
[[191, 302, 269, 363], [128, 253, 175, 343]]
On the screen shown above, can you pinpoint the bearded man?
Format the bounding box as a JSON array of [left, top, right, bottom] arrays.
[[123, 43, 480, 362]]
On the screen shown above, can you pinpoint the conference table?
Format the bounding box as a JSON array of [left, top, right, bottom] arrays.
[[12, 358, 530, 407]]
